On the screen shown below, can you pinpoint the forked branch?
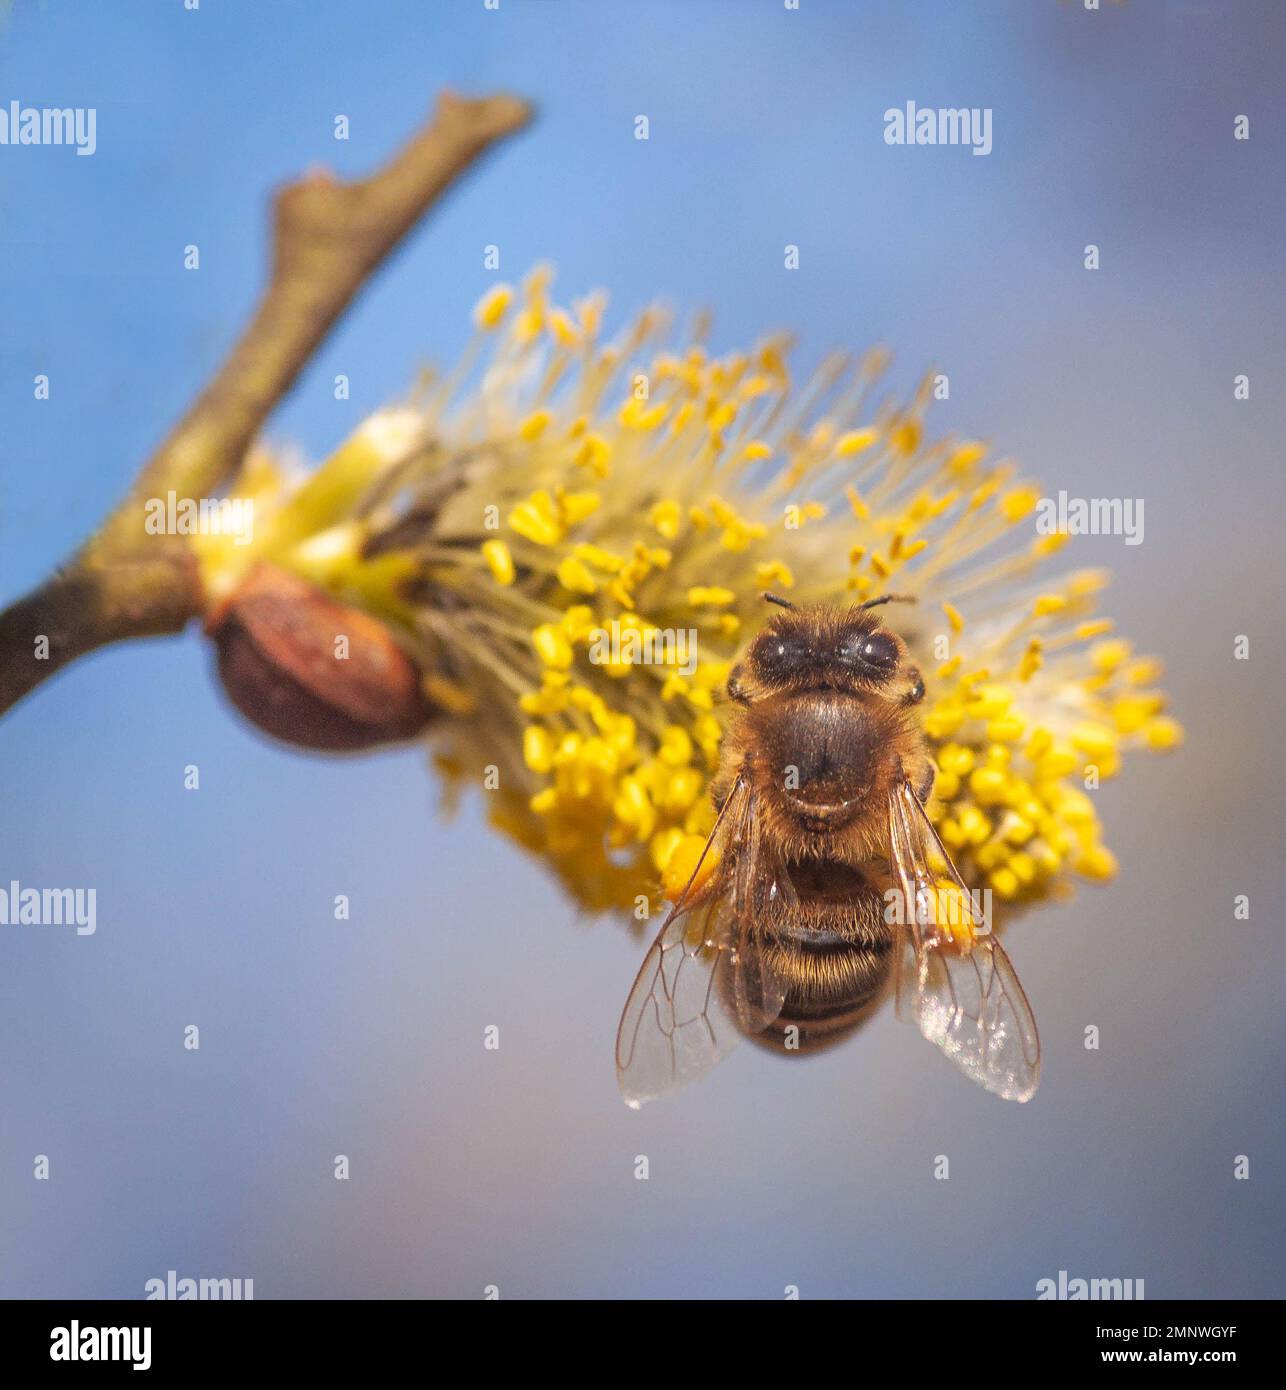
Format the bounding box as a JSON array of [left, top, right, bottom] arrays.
[[0, 90, 532, 715]]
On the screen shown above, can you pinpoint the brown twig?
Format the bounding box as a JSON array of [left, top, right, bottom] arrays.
[[0, 90, 532, 716]]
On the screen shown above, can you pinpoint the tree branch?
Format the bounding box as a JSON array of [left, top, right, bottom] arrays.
[[0, 90, 532, 716]]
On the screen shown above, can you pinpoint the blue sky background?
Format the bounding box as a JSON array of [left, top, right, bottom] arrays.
[[1, 0, 1284, 1298]]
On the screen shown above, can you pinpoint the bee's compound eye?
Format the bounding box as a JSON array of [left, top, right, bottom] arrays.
[[751, 633, 810, 680], [839, 630, 899, 674]]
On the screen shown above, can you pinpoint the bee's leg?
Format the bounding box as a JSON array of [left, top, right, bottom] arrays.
[[901, 665, 925, 707], [711, 754, 751, 813], [726, 663, 752, 705], [894, 753, 935, 805], [710, 767, 732, 811], [913, 757, 935, 805]]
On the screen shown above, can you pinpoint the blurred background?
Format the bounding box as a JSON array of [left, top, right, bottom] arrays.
[[2, 0, 1284, 1299]]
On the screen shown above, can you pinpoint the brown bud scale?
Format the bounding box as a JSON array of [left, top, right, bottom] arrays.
[[208, 563, 435, 751]]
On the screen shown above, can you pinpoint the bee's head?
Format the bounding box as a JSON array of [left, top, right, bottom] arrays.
[[734, 595, 917, 701], [729, 597, 932, 842]]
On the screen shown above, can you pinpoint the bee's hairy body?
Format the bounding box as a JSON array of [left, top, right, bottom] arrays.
[[712, 600, 934, 1054], [617, 596, 1042, 1108], [731, 857, 894, 1053]]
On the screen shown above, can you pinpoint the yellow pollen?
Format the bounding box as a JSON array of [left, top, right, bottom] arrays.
[[688, 586, 736, 607], [557, 556, 598, 594], [481, 539, 516, 586], [837, 428, 879, 457], [473, 283, 513, 330], [519, 410, 552, 441]]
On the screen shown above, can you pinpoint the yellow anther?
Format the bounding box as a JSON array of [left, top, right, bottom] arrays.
[[519, 410, 552, 441], [836, 428, 879, 457], [473, 284, 513, 330], [532, 623, 574, 670], [523, 726, 555, 774], [481, 539, 516, 586], [557, 556, 598, 594]]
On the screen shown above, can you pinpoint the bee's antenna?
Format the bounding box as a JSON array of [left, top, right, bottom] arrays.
[[857, 592, 917, 611], [762, 592, 797, 610]]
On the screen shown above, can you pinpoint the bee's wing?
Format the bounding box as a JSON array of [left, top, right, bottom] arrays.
[[616, 777, 789, 1108], [887, 779, 1041, 1103]]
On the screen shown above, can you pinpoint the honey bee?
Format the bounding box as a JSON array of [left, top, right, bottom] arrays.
[[616, 594, 1040, 1106]]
